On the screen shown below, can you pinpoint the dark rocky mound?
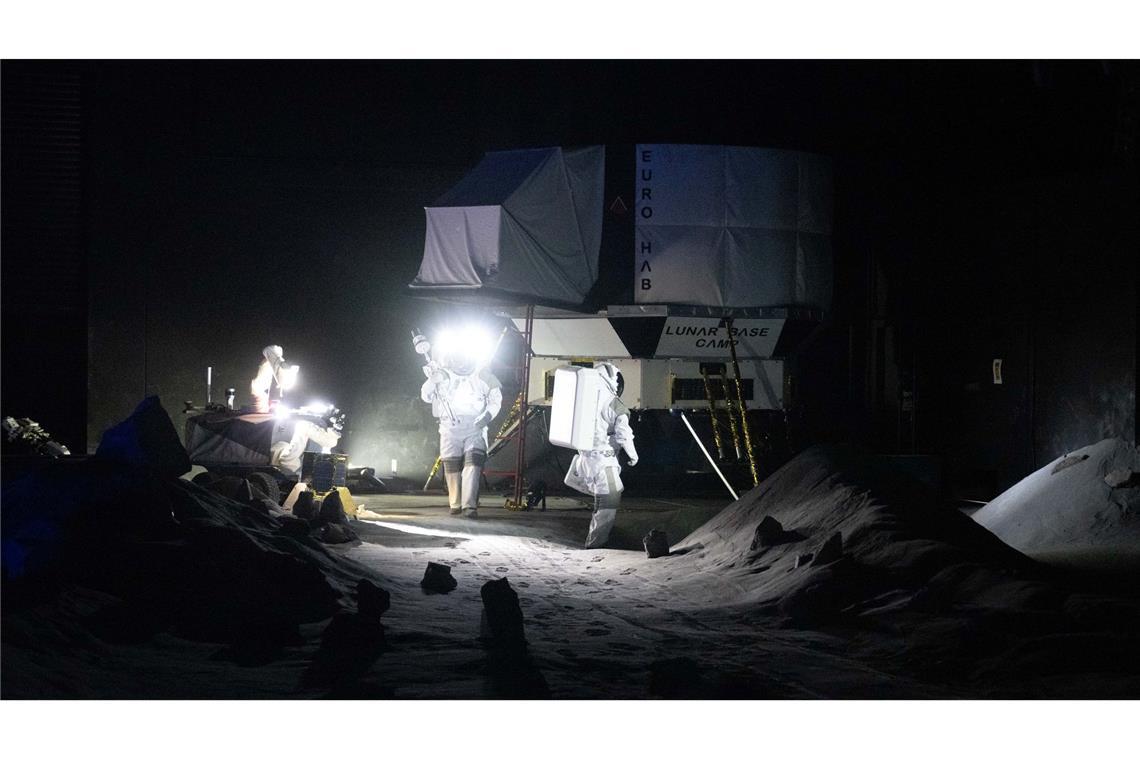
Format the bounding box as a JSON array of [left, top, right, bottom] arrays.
[[681, 445, 1035, 603], [3, 457, 378, 634], [973, 438, 1140, 558], [1, 454, 387, 697], [676, 446, 1140, 695]]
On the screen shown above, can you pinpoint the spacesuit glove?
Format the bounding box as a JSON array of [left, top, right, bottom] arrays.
[[624, 447, 638, 467], [428, 369, 448, 385], [475, 412, 493, 429], [626, 455, 638, 467]]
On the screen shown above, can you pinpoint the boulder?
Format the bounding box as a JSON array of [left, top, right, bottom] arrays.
[[95, 396, 190, 477], [356, 579, 390, 620], [1105, 468, 1138, 489], [421, 562, 458, 593], [643, 529, 670, 559], [750, 515, 804, 550], [812, 532, 844, 566], [480, 577, 527, 651], [293, 490, 318, 521], [319, 490, 349, 525], [752, 516, 785, 548]]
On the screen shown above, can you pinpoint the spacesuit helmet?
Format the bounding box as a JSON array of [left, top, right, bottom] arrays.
[[262, 344, 285, 368], [595, 362, 624, 397], [443, 347, 477, 376]]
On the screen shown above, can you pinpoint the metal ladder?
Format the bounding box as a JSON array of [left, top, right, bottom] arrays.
[[483, 305, 535, 509]]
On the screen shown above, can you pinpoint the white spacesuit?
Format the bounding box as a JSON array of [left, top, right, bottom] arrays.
[[246, 345, 339, 473], [421, 347, 502, 518], [563, 362, 638, 549], [250, 344, 286, 413], [269, 416, 341, 474]]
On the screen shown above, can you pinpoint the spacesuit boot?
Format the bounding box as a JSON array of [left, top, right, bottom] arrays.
[[584, 469, 621, 549], [585, 505, 618, 549], [442, 458, 463, 514], [461, 463, 482, 518]]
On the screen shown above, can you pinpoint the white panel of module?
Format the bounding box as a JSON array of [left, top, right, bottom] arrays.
[[548, 366, 604, 450], [512, 318, 631, 358]]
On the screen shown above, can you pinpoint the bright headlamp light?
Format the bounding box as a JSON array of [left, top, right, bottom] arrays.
[[280, 363, 300, 390], [434, 324, 494, 371]]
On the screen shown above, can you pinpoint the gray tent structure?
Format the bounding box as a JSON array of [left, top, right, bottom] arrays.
[[633, 144, 833, 310], [410, 143, 832, 313], [410, 145, 605, 307]]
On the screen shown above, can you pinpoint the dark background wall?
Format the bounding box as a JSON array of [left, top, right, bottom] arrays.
[[910, 175, 1137, 496], [2, 60, 1136, 495]]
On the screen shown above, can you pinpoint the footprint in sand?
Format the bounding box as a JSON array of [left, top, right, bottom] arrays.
[[478, 551, 491, 557], [603, 579, 619, 586], [517, 581, 530, 588], [583, 626, 609, 637], [556, 648, 578, 658], [590, 556, 604, 562], [456, 559, 471, 564], [495, 566, 510, 573], [444, 541, 457, 549], [620, 568, 636, 576]]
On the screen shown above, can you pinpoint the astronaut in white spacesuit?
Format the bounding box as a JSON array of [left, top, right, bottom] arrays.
[[250, 344, 291, 413], [249, 344, 339, 473], [421, 339, 503, 518], [563, 362, 639, 549]]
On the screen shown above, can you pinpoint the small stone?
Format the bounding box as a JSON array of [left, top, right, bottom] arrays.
[[812, 532, 844, 566], [480, 577, 526, 651], [643, 529, 670, 559], [751, 515, 785, 549], [794, 552, 814, 569], [421, 562, 458, 593], [293, 490, 318, 521], [319, 490, 349, 525], [356, 579, 390, 619], [1104, 468, 1137, 488], [319, 523, 356, 544]]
